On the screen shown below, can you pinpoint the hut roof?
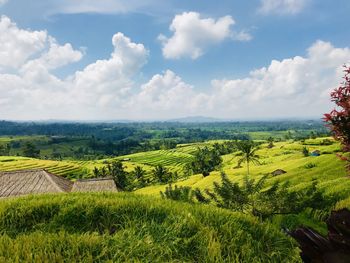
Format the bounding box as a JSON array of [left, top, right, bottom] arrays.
[[71, 178, 117, 192], [271, 169, 287, 176], [0, 169, 73, 198]]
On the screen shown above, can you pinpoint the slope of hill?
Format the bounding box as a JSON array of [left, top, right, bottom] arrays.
[[0, 193, 301, 262], [136, 139, 348, 197]]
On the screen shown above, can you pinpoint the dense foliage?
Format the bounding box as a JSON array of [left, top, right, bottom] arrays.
[[162, 172, 339, 219], [190, 146, 223, 177], [0, 120, 329, 160], [324, 65, 350, 171]]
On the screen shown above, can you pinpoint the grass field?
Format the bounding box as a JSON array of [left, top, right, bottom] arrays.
[[0, 156, 93, 179], [136, 138, 348, 198], [0, 137, 349, 262], [0, 138, 348, 194], [0, 192, 301, 262]]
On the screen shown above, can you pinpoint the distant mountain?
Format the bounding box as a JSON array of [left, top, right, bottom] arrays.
[[167, 116, 227, 123]]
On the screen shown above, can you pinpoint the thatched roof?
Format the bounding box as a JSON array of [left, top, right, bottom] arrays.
[[71, 178, 117, 192], [0, 169, 73, 198], [271, 169, 287, 176]]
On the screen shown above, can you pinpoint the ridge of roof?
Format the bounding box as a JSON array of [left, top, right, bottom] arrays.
[[75, 177, 114, 182], [43, 170, 73, 192]]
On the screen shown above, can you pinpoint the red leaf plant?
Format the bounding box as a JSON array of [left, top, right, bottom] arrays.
[[324, 65, 350, 172]]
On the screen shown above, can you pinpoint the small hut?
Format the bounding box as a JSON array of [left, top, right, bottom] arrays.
[[0, 169, 73, 198], [71, 178, 118, 192], [311, 150, 321, 157], [271, 169, 287, 176]]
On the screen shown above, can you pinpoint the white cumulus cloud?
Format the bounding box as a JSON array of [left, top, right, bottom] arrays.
[[209, 40, 350, 118], [130, 70, 208, 118], [0, 16, 148, 120], [0, 15, 47, 69], [159, 12, 236, 60], [1, 16, 350, 120], [259, 0, 308, 15]]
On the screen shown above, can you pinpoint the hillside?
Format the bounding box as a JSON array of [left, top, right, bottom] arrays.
[[135, 138, 348, 197], [0, 193, 300, 262], [1, 138, 348, 196]]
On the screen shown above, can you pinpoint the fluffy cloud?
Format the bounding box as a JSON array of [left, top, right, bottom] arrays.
[[0, 16, 47, 69], [130, 70, 208, 118], [1, 15, 350, 120], [159, 12, 237, 60], [0, 16, 148, 120], [27, 39, 83, 70], [52, 0, 159, 15], [209, 40, 350, 118], [71, 32, 148, 109], [259, 0, 308, 15]]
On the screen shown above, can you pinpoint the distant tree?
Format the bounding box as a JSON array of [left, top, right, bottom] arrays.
[[0, 144, 10, 156], [100, 166, 108, 178], [236, 141, 260, 175], [267, 137, 274, 148], [93, 167, 100, 177], [23, 142, 40, 158], [191, 146, 223, 177], [153, 165, 170, 183], [133, 166, 146, 180], [324, 65, 350, 171], [309, 131, 317, 139], [302, 147, 309, 157], [284, 131, 293, 140], [132, 166, 147, 186], [109, 161, 129, 190]]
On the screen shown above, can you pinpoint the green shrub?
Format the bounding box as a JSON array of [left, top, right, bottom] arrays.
[[160, 184, 193, 203], [304, 163, 317, 169]]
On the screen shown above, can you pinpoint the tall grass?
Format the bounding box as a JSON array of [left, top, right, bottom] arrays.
[[0, 193, 301, 262]]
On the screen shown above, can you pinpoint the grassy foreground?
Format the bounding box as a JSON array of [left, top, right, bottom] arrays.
[[0, 193, 301, 262]]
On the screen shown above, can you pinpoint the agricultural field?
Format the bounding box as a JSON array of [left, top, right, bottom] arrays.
[[136, 138, 348, 197], [115, 149, 195, 172], [0, 156, 93, 179], [0, 136, 349, 262]]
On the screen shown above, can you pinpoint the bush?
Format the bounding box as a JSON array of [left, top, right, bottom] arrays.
[[160, 184, 193, 203], [195, 173, 336, 219], [302, 147, 309, 157], [304, 163, 317, 169]]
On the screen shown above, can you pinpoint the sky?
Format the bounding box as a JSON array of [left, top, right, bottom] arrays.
[[0, 0, 349, 121]]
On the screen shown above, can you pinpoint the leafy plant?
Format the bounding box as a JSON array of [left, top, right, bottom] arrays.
[[236, 141, 260, 175], [190, 146, 222, 177], [302, 147, 309, 157], [160, 184, 193, 203], [195, 173, 336, 219], [304, 163, 317, 169], [324, 65, 350, 171]]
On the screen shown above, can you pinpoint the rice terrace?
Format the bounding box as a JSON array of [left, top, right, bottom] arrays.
[[1, 0, 350, 262]]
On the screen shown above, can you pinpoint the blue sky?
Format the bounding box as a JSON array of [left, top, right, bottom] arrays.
[[0, 0, 350, 120]]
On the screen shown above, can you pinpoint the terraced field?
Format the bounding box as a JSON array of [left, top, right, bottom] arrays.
[[136, 138, 350, 198], [115, 149, 195, 172], [0, 156, 91, 179], [1, 138, 348, 198]]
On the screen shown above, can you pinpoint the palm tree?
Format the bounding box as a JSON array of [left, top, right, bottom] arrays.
[[153, 165, 169, 183], [133, 166, 146, 180], [236, 141, 260, 175]]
